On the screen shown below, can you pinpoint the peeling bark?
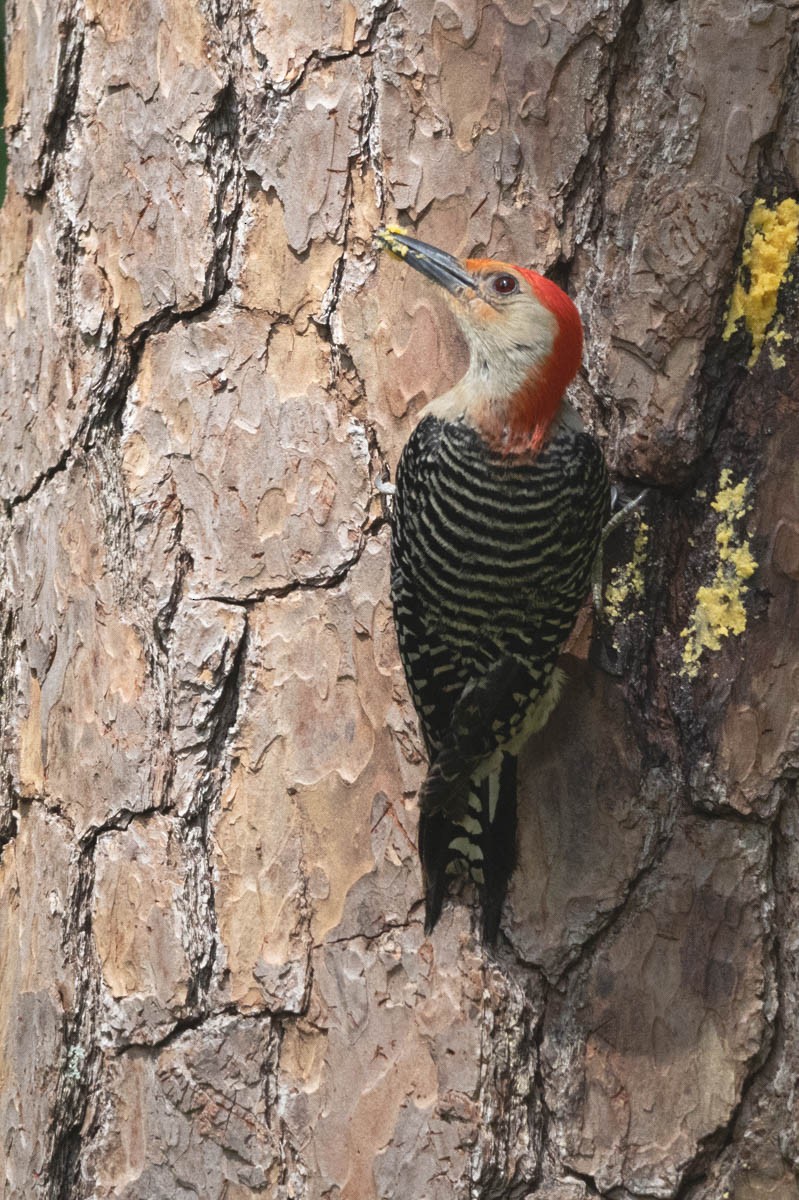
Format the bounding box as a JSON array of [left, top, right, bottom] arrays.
[[1, 2, 798, 1198]]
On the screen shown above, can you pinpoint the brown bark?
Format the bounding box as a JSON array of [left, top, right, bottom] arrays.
[[1, 2, 798, 1198]]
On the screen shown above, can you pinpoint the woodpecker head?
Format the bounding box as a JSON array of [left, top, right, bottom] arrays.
[[376, 227, 583, 453]]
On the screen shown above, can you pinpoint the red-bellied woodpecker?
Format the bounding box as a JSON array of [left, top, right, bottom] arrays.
[[376, 227, 610, 942]]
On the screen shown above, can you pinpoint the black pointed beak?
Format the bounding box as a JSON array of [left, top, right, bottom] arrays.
[[375, 228, 477, 295]]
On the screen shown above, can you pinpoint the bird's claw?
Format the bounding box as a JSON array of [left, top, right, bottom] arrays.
[[592, 488, 649, 618], [602, 489, 648, 543]]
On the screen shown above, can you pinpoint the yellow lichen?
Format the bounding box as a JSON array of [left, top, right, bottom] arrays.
[[767, 315, 789, 369], [604, 518, 649, 622], [375, 224, 411, 259], [680, 470, 758, 679], [723, 197, 799, 366]]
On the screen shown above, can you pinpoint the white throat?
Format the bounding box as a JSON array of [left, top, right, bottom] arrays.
[[421, 302, 558, 427]]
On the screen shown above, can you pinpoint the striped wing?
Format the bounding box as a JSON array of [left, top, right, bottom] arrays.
[[392, 414, 608, 753]]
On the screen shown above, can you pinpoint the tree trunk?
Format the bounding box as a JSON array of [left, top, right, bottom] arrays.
[[1, 2, 798, 1197]]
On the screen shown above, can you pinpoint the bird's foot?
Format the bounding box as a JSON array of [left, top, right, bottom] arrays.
[[592, 488, 649, 616], [602, 488, 648, 543]]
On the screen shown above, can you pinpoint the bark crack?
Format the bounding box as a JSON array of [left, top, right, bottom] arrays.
[[43, 823, 103, 1200], [6, 28, 246, 516], [182, 615, 249, 1013], [670, 794, 785, 1199], [315, 916, 418, 952], [559, 0, 646, 254], [186, 465, 390, 610], [240, 0, 398, 101], [19, 0, 86, 196], [0, 597, 20, 855], [506, 772, 680, 988], [4, 278, 237, 515], [530, 989, 553, 1194], [562, 1166, 605, 1197], [115, 1000, 274, 1057]]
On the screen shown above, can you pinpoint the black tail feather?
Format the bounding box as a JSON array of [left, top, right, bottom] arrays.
[[480, 754, 518, 943], [418, 809, 451, 934], [418, 753, 518, 941]]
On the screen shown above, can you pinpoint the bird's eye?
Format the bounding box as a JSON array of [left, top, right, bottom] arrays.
[[491, 273, 519, 296]]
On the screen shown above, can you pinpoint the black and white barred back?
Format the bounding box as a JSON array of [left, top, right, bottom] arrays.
[[390, 413, 610, 940]]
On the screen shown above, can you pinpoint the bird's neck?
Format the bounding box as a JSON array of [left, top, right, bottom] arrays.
[[422, 352, 567, 454]]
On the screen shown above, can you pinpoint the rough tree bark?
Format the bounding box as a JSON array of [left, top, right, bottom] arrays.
[[1, 2, 798, 1198]]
